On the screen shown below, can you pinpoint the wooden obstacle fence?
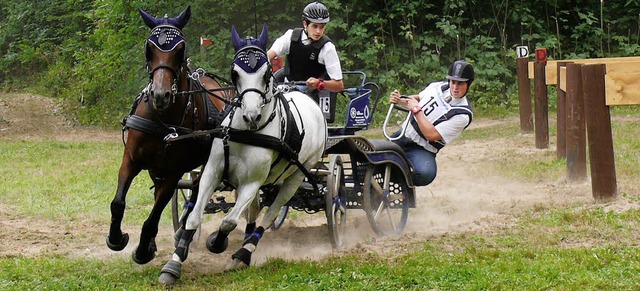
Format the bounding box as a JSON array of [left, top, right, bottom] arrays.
[[517, 53, 640, 201]]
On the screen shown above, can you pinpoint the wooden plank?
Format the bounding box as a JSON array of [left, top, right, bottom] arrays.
[[534, 62, 549, 149], [582, 64, 617, 200], [556, 62, 570, 160], [565, 63, 587, 182], [559, 66, 567, 92], [528, 60, 557, 84], [517, 58, 533, 132], [528, 56, 640, 85], [605, 62, 640, 105], [575, 56, 640, 64]]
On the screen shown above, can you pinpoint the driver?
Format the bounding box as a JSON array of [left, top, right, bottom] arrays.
[[389, 60, 474, 186], [267, 1, 344, 93]]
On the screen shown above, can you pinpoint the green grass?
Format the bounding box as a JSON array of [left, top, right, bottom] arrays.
[[460, 120, 522, 141], [0, 140, 163, 225], [472, 105, 520, 120], [1, 207, 639, 290]]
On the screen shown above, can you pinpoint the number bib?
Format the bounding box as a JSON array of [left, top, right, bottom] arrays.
[[416, 93, 450, 122], [401, 85, 472, 153]]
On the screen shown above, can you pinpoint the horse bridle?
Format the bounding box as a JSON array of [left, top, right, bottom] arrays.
[[145, 25, 187, 100], [147, 64, 181, 97], [230, 45, 273, 107]]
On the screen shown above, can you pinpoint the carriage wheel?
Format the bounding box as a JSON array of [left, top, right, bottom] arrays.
[[171, 187, 190, 232], [363, 162, 409, 236], [325, 155, 347, 248], [171, 169, 202, 247], [271, 206, 289, 230]]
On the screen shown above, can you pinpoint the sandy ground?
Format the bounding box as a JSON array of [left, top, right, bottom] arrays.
[[0, 93, 610, 272]]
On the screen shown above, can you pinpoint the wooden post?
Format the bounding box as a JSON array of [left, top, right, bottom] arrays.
[[517, 57, 533, 133], [534, 60, 549, 148], [565, 63, 587, 181], [582, 64, 617, 201], [556, 62, 569, 159]]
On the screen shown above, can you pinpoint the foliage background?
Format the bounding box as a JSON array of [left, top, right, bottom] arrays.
[[1, 0, 639, 127]]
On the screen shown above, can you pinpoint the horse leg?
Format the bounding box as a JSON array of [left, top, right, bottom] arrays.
[[107, 155, 141, 251], [207, 197, 258, 254], [243, 222, 256, 240], [220, 195, 259, 253], [226, 173, 304, 271], [159, 158, 222, 285], [206, 182, 261, 254], [174, 183, 199, 246], [132, 173, 180, 265], [243, 195, 260, 239]]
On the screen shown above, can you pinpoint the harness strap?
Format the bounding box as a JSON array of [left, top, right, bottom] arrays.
[[223, 134, 231, 185], [225, 131, 318, 194], [182, 126, 316, 193], [176, 85, 238, 107], [122, 115, 194, 138], [228, 133, 297, 160]]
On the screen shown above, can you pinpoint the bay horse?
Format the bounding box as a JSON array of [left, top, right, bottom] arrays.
[[158, 24, 327, 285], [106, 6, 233, 265]]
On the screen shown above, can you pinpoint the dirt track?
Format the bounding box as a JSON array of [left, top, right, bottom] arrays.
[[0, 93, 598, 271]]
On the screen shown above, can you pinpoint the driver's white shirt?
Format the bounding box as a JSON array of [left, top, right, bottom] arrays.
[[404, 81, 472, 153], [269, 29, 343, 80]]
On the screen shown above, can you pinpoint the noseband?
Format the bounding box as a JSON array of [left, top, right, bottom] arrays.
[[237, 88, 269, 105]]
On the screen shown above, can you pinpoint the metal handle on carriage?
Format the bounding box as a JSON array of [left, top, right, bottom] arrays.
[[382, 97, 413, 141], [275, 81, 309, 93]]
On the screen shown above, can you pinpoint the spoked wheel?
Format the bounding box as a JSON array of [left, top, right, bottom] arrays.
[[363, 162, 409, 236], [271, 205, 289, 230], [325, 155, 347, 248], [171, 186, 190, 232], [171, 169, 201, 242]]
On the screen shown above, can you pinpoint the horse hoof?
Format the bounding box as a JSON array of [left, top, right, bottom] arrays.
[[131, 246, 156, 265], [206, 231, 228, 254], [106, 233, 129, 251], [224, 258, 249, 272], [159, 260, 182, 285], [158, 272, 177, 286]]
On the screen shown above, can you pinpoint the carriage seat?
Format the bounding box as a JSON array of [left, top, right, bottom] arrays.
[[367, 139, 405, 154], [366, 139, 414, 174], [327, 126, 363, 136]]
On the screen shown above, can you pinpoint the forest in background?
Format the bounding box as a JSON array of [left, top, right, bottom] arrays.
[[1, 0, 639, 127]]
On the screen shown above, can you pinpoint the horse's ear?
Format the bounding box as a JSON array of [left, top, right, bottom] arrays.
[[138, 8, 160, 29], [172, 5, 191, 29], [257, 23, 268, 50], [231, 26, 244, 51]]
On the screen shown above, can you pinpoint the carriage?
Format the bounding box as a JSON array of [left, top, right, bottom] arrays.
[[169, 68, 417, 249]]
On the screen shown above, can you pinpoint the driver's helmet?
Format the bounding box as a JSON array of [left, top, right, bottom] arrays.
[[302, 2, 330, 24], [446, 60, 475, 87]]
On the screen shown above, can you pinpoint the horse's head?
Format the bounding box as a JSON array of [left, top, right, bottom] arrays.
[[230, 24, 272, 130], [139, 6, 191, 111]]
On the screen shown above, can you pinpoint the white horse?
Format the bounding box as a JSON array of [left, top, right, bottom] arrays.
[[159, 24, 326, 285]]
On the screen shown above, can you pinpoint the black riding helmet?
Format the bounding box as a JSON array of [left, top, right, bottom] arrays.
[[302, 2, 330, 24], [446, 60, 475, 88]]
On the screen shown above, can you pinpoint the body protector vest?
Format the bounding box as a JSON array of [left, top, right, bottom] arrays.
[[405, 82, 473, 153], [285, 28, 331, 81]]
